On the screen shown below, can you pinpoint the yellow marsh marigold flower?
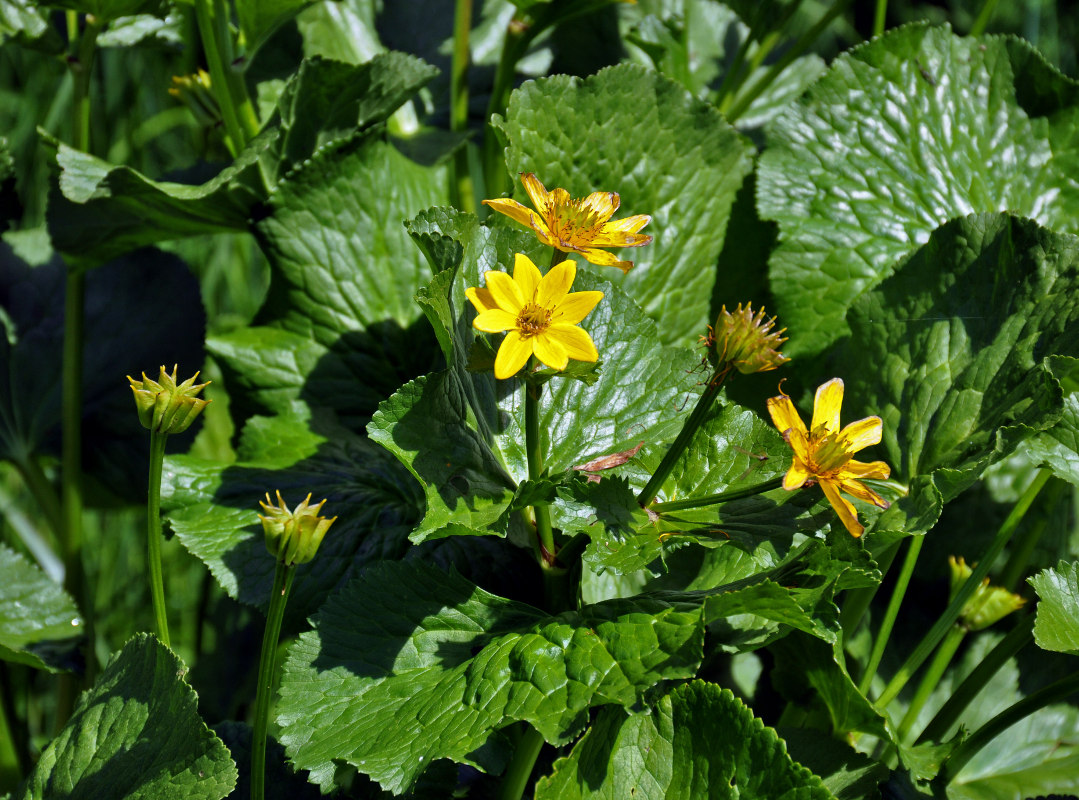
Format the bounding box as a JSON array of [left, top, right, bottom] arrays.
[[483, 173, 652, 273], [713, 303, 789, 374], [465, 253, 603, 380], [767, 378, 891, 538], [259, 491, 337, 566]]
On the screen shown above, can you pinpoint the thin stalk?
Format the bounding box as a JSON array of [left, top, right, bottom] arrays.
[[0, 663, 25, 786], [497, 724, 545, 800], [713, 33, 755, 112], [146, 429, 170, 648], [939, 669, 1079, 784], [999, 477, 1064, 591], [839, 538, 902, 645], [858, 536, 925, 695], [969, 0, 1000, 37], [648, 476, 783, 514], [897, 624, 966, 743], [525, 380, 555, 564], [13, 458, 64, 543], [194, 0, 247, 156], [726, 0, 853, 124], [638, 368, 729, 507], [874, 469, 1051, 710], [917, 613, 1033, 744], [873, 0, 887, 37], [251, 560, 295, 800], [450, 0, 475, 213]]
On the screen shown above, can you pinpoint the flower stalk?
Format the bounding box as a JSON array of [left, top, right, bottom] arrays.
[[525, 379, 556, 565], [450, 0, 475, 213], [874, 469, 1050, 709], [146, 429, 171, 647], [858, 535, 924, 695], [497, 724, 545, 800]]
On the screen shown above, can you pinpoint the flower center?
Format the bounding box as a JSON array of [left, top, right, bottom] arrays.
[[516, 303, 552, 337], [551, 202, 603, 244], [807, 430, 852, 475]]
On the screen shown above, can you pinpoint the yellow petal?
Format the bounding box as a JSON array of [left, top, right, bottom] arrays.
[[513, 253, 542, 301], [843, 459, 891, 480], [485, 270, 524, 313], [465, 286, 497, 313], [547, 323, 598, 362], [766, 393, 808, 439], [536, 259, 576, 308], [590, 228, 654, 248], [812, 378, 844, 433], [494, 331, 532, 379], [837, 416, 883, 452], [580, 190, 619, 221], [533, 332, 569, 371], [782, 426, 812, 465], [473, 309, 517, 333], [551, 290, 603, 326], [820, 479, 864, 537], [837, 477, 890, 509], [577, 247, 634, 272], [782, 458, 813, 490], [548, 187, 572, 210], [482, 197, 551, 237], [520, 173, 551, 215]]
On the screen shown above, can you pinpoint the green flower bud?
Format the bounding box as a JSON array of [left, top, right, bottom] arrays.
[[127, 365, 211, 435], [711, 303, 790, 374], [948, 556, 1026, 631], [259, 491, 336, 566]]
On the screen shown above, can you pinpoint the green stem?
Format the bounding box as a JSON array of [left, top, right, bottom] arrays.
[[897, 624, 966, 743], [725, 0, 853, 124], [858, 535, 924, 695], [873, 0, 887, 37], [251, 560, 295, 800], [938, 669, 1079, 784], [917, 613, 1033, 745], [714, 32, 755, 112], [637, 369, 729, 507], [14, 458, 64, 543], [969, 0, 1000, 37], [0, 663, 25, 786], [648, 476, 783, 514], [450, 0, 475, 213], [874, 469, 1051, 710], [146, 430, 170, 648], [998, 477, 1064, 591], [194, 0, 247, 156], [525, 380, 555, 564], [497, 724, 545, 800]]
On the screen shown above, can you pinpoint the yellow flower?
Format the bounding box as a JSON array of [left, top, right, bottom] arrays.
[[483, 173, 652, 273], [766, 378, 891, 537], [465, 253, 603, 380]]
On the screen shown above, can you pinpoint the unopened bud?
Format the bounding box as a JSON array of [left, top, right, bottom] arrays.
[[712, 303, 789, 374], [259, 491, 336, 566], [948, 556, 1026, 631], [127, 365, 210, 435]]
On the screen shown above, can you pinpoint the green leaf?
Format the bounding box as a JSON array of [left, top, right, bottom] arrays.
[[45, 0, 165, 23], [161, 411, 421, 622], [269, 52, 438, 183], [760, 24, 1079, 356], [44, 130, 273, 268], [778, 728, 888, 800], [772, 632, 891, 740], [237, 0, 315, 56], [1029, 561, 1079, 655], [535, 681, 833, 799], [294, 0, 381, 65], [1017, 357, 1079, 485], [370, 207, 701, 541], [213, 131, 446, 427], [0, 0, 61, 50], [0, 244, 206, 502], [276, 561, 704, 795], [842, 214, 1079, 502], [493, 63, 753, 345], [18, 634, 236, 800], [97, 14, 182, 48], [0, 544, 82, 672]]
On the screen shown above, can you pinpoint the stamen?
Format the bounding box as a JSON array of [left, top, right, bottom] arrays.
[[517, 303, 552, 336]]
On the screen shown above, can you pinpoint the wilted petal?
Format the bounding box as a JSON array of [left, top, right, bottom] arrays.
[[838, 416, 883, 452], [820, 480, 863, 537], [767, 394, 808, 440]]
